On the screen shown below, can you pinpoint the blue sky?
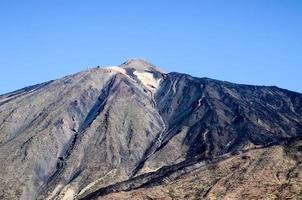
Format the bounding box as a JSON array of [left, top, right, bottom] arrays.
[[0, 0, 301, 94]]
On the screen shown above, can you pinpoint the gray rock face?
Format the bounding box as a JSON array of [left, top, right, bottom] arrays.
[[0, 59, 301, 200]]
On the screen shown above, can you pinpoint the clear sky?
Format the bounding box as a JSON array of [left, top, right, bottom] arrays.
[[0, 0, 301, 94]]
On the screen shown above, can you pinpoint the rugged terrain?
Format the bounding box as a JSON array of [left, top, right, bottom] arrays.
[[0, 59, 301, 200], [100, 140, 302, 200]]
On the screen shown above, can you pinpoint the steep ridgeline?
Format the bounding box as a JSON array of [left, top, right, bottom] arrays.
[[0, 59, 301, 200]]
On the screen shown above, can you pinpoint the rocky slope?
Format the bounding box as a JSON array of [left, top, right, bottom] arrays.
[[101, 139, 302, 200], [0, 59, 301, 200]]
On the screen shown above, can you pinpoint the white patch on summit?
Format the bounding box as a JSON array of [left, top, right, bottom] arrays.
[[133, 71, 161, 92], [104, 66, 135, 81], [103, 60, 164, 93], [105, 66, 127, 75]]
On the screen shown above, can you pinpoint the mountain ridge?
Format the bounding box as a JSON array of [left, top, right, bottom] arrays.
[[0, 60, 301, 200]]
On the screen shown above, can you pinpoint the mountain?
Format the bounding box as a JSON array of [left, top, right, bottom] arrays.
[[0, 59, 301, 200]]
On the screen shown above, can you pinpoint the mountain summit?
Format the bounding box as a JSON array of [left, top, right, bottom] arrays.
[[120, 58, 165, 73], [104, 59, 165, 93], [0, 60, 301, 200]]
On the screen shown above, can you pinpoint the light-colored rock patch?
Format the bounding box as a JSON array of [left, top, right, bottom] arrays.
[[133, 71, 161, 92]]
